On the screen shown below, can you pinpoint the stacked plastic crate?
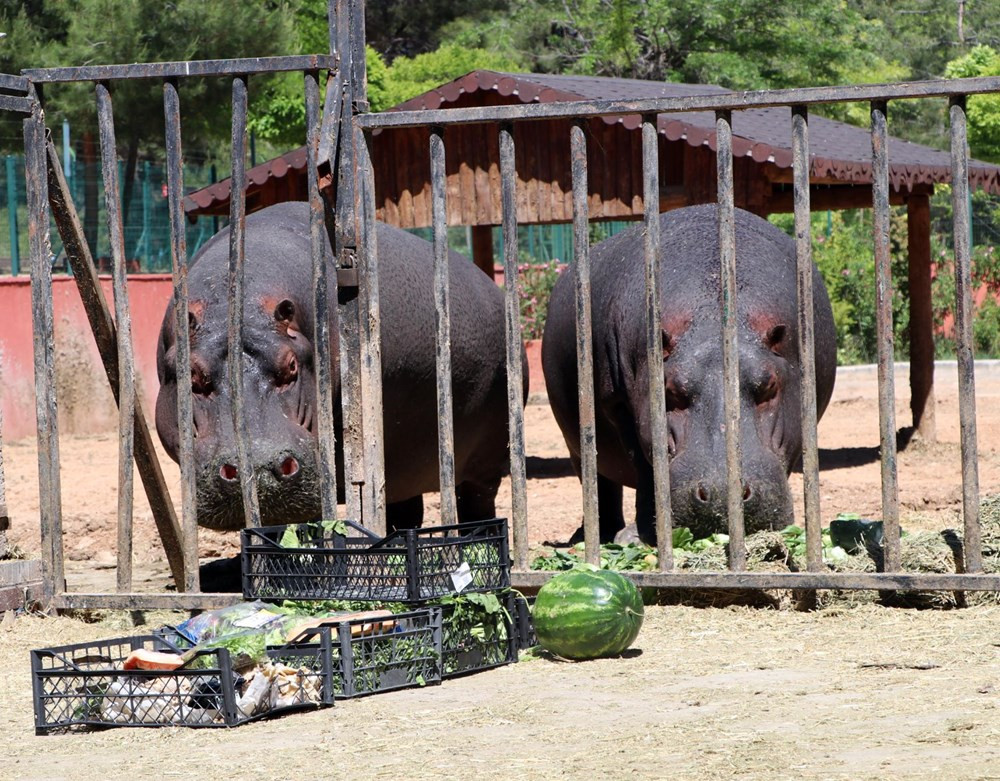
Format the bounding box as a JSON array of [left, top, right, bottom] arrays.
[[240, 518, 522, 685]]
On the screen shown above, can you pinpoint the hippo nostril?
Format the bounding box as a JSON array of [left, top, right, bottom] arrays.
[[743, 483, 752, 501], [220, 463, 238, 482], [279, 456, 300, 478], [695, 483, 710, 504]]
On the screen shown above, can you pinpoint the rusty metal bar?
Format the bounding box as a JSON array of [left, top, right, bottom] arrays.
[[45, 140, 186, 588], [791, 105, 823, 572], [306, 70, 338, 522], [332, 0, 363, 523], [25, 92, 64, 596], [641, 114, 672, 571], [570, 120, 599, 565], [356, 125, 386, 535], [226, 74, 260, 529], [716, 110, 746, 571], [356, 74, 1000, 130], [512, 570, 1000, 592], [429, 126, 458, 525], [164, 78, 199, 592], [949, 95, 983, 574], [348, 0, 368, 112], [24, 55, 337, 83], [499, 122, 529, 570], [870, 100, 901, 572], [0, 95, 33, 114], [0, 73, 29, 92], [95, 82, 136, 593]]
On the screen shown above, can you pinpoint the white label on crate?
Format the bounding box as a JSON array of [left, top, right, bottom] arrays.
[[450, 561, 474, 593], [233, 610, 282, 630]]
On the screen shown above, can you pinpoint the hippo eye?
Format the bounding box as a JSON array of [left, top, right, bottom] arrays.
[[665, 382, 689, 412], [191, 367, 213, 397], [755, 375, 779, 405], [277, 354, 298, 388]]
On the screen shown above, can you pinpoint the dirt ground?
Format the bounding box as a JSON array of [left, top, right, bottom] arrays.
[[4, 362, 1000, 779]]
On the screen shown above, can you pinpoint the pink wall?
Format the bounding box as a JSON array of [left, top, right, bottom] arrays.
[[0, 274, 173, 441]]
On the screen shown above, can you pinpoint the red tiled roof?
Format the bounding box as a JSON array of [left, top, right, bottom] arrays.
[[185, 70, 1000, 215]]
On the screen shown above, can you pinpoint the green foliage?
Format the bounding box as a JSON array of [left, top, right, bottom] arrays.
[[945, 45, 1000, 162], [517, 258, 563, 340], [771, 209, 910, 365], [371, 43, 524, 111]]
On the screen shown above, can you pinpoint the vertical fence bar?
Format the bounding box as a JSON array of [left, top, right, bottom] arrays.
[[641, 114, 673, 571], [949, 95, 982, 573], [164, 77, 199, 592], [429, 127, 458, 524], [306, 69, 338, 522], [356, 125, 386, 535], [227, 74, 261, 529], [715, 110, 745, 571], [95, 82, 135, 592], [499, 122, 528, 570], [24, 90, 64, 595], [570, 119, 599, 565], [791, 106, 823, 572], [6, 155, 19, 276], [333, 0, 364, 524], [870, 100, 901, 572]]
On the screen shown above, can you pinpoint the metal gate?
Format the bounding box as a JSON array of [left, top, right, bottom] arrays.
[[11, 0, 1000, 609]]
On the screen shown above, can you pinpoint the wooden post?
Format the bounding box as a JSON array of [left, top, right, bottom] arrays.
[[907, 190, 936, 442], [472, 224, 495, 279]]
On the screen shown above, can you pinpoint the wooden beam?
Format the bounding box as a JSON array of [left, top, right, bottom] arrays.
[[767, 184, 910, 212], [471, 224, 495, 278], [908, 191, 936, 442]]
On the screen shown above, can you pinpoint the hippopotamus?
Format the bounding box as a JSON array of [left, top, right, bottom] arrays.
[[542, 204, 836, 543], [155, 201, 519, 532]]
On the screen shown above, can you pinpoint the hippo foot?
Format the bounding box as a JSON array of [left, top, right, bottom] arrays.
[[613, 524, 642, 545], [197, 555, 243, 593]]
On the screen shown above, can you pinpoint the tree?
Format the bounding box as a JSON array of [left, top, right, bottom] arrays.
[[945, 45, 1000, 162]]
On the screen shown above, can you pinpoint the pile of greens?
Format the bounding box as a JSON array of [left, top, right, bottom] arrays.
[[530, 516, 875, 572]]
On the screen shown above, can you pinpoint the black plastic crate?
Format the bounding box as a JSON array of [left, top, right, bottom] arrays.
[[272, 608, 443, 699], [439, 591, 518, 679], [30, 634, 331, 734], [241, 518, 510, 603], [512, 594, 537, 650]]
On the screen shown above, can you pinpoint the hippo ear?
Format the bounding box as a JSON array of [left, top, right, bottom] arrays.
[[273, 299, 300, 338], [765, 324, 788, 354]]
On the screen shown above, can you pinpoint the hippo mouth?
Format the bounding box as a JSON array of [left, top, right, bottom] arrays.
[[668, 473, 794, 540], [194, 456, 321, 531]]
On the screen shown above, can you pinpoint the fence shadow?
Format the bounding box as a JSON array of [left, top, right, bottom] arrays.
[[812, 427, 917, 472]]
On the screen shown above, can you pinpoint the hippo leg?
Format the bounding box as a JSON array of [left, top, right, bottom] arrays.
[[633, 465, 656, 546], [455, 477, 500, 522], [387, 495, 424, 532]]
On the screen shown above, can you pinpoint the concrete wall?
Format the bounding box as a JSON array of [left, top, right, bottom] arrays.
[[0, 274, 173, 441]]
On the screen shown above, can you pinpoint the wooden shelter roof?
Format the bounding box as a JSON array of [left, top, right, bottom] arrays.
[[185, 70, 1000, 222]]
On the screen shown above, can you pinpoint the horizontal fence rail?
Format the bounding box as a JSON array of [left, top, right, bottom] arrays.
[[356, 74, 1000, 129], [22, 55, 337, 83]]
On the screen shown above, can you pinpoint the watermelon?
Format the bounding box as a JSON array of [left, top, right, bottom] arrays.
[[532, 567, 644, 660]]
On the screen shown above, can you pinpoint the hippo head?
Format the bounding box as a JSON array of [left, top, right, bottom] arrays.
[[636, 314, 799, 540], [155, 294, 324, 530]]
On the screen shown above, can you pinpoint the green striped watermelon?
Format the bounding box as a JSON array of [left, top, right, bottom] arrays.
[[533, 567, 644, 660]]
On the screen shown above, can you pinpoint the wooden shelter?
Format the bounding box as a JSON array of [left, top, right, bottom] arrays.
[[185, 70, 1000, 442]]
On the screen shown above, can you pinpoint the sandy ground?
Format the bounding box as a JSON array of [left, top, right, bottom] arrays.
[[3, 362, 1000, 780]]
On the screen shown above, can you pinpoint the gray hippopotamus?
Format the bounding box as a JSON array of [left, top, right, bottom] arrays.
[[155, 201, 518, 532], [542, 204, 836, 543]]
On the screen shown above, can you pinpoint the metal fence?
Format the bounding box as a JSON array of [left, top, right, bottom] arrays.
[[9, 0, 1000, 610]]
